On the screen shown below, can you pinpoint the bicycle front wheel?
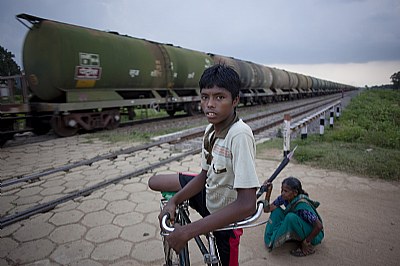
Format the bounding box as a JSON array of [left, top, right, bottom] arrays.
[[163, 246, 189, 266]]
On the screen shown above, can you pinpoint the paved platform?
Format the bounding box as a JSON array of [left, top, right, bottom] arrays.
[[1, 138, 400, 265]]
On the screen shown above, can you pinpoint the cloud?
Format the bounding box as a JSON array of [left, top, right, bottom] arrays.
[[1, 0, 399, 86]]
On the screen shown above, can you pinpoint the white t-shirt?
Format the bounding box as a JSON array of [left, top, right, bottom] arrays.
[[201, 119, 260, 213]]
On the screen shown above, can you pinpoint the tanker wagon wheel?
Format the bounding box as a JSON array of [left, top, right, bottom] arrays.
[[104, 109, 121, 130], [106, 119, 120, 130], [0, 133, 14, 147], [50, 115, 79, 137], [184, 102, 201, 116]]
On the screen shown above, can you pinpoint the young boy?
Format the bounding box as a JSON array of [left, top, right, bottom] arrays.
[[148, 64, 260, 266]]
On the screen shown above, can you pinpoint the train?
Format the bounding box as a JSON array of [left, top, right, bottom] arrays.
[[0, 13, 356, 146]]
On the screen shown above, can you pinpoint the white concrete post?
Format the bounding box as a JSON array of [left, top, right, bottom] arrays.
[[283, 114, 291, 157], [336, 105, 341, 118], [320, 114, 325, 136], [301, 125, 308, 139]]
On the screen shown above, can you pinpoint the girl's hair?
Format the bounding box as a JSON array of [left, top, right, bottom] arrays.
[[282, 176, 308, 196], [199, 64, 241, 100]]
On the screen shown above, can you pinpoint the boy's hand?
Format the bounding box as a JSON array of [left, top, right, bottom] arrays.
[[159, 201, 177, 224], [166, 224, 191, 253]]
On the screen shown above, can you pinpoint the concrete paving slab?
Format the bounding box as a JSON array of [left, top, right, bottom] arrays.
[[1, 135, 399, 265]]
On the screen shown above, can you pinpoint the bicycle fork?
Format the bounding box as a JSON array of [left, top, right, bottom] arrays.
[[204, 232, 219, 265], [179, 209, 220, 265]]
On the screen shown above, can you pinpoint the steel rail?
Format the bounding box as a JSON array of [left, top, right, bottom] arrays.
[[0, 147, 201, 229]]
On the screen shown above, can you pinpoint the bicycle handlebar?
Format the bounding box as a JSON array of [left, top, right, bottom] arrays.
[[161, 201, 266, 233], [161, 212, 175, 233]]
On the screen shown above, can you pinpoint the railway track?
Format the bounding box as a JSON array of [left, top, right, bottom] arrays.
[[0, 95, 341, 228], [2, 113, 190, 148], [2, 95, 339, 187], [2, 94, 340, 148]]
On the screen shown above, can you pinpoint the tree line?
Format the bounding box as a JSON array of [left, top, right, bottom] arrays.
[[390, 71, 400, 90], [0, 45, 21, 76]]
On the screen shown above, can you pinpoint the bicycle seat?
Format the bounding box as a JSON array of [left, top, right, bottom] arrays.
[[161, 191, 176, 201]]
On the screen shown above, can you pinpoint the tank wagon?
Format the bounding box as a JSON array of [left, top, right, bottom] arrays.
[[0, 14, 355, 144]]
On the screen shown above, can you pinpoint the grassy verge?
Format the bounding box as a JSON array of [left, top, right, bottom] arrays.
[[257, 89, 400, 181], [120, 109, 186, 122], [85, 109, 192, 143], [85, 123, 200, 144], [84, 130, 152, 143]]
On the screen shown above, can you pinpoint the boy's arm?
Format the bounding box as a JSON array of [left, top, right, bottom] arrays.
[[167, 187, 257, 252]]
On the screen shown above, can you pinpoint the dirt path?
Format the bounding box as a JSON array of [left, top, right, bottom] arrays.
[[237, 151, 400, 266]]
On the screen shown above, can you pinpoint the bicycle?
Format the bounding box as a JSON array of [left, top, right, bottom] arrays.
[[159, 147, 297, 266], [160, 192, 266, 266]]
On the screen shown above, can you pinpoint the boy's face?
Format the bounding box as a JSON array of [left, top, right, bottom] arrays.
[[200, 85, 239, 127]]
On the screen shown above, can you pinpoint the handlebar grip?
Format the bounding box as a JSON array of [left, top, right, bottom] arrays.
[[161, 213, 175, 232]]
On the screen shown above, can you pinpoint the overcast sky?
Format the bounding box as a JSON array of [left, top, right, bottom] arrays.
[[1, 0, 399, 86]]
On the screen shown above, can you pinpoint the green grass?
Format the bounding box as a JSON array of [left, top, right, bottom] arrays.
[[85, 124, 199, 144], [293, 137, 399, 180], [257, 89, 400, 181], [86, 130, 153, 143], [121, 108, 186, 122], [86, 109, 192, 143]]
